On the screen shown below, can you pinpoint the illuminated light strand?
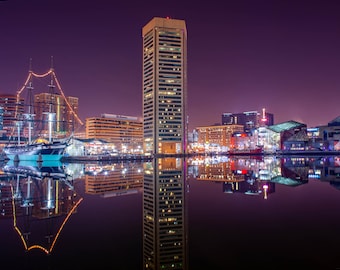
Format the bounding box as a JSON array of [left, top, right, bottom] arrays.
[[52, 71, 84, 126], [49, 197, 83, 252], [27, 245, 49, 254], [10, 184, 30, 251], [31, 69, 53, 78], [14, 72, 33, 120], [14, 68, 84, 129], [10, 182, 84, 255]]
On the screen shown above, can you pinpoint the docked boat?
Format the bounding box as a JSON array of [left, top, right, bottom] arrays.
[[228, 146, 264, 155], [3, 137, 70, 162], [2, 60, 74, 162]]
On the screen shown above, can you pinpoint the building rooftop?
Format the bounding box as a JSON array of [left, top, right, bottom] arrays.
[[268, 120, 306, 133], [328, 115, 340, 126]]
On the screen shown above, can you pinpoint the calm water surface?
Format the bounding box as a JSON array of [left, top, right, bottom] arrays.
[[1, 156, 340, 269]]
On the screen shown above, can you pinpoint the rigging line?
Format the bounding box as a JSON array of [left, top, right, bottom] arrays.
[[15, 71, 33, 120], [49, 197, 83, 253], [52, 71, 84, 126], [14, 67, 84, 131], [31, 69, 53, 78]]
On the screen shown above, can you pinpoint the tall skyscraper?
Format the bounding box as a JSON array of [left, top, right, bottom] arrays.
[[142, 17, 187, 156]]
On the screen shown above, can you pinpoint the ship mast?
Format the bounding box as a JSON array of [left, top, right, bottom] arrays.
[[47, 56, 56, 143], [23, 58, 35, 144]]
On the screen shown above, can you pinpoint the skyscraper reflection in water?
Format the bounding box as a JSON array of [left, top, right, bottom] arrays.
[[143, 158, 188, 270]]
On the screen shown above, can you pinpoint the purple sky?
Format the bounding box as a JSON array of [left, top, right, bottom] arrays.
[[0, 0, 339, 130]]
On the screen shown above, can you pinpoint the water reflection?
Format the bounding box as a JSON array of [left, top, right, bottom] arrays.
[[0, 160, 82, 255], [0, 155, 340, 268], [84, 162, 143, 197], [188, 155, 340, 197], [143, 158, 188, 270]]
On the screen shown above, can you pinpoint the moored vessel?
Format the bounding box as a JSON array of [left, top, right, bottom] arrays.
[[2, 59, 76, 162]]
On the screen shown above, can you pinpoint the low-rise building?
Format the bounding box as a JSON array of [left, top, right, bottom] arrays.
[[317, 116, 340, 151], [86, 114, 143, 154], [257, 120, 307, 152], [195, 124, 244, 153]]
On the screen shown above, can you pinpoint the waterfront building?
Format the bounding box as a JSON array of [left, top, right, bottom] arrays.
[[316, 116, 340, 151], [85, 114, 143, 153], [0, 94, 24, 135], [222, 109, 274, 132], [195, 124, 244, 153], [142, 17, 187, 155], [230, 131, 259, 151], [64, 138, 110, 156], [306, 127, 323, 150], [257, 120, 307, 152], [34, 93, 79, 136]]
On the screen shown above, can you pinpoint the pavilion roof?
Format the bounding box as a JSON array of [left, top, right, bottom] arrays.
[[268, 120, 306, 133]]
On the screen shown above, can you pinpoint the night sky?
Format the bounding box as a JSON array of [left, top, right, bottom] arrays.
[[0, 0, 339, 130]]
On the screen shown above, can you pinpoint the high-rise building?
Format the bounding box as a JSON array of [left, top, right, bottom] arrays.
[[222, 109, 274, 132], [142, 17, 187, 155]]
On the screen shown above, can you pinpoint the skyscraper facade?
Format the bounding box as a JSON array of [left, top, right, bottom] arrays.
[[142, 17, 187, 155]]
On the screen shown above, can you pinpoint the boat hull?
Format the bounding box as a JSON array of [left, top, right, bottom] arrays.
[[3, 141, 68, 162], [5, 154, 63, 161]]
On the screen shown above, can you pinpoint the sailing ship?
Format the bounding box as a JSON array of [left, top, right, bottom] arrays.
[[3, 59, 74, 162], [3, 135, 71, 162]]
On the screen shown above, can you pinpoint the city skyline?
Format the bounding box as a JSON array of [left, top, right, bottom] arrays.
[[0, 0, 339, 131]]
